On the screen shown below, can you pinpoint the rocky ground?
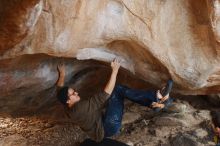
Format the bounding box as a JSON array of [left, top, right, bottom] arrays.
[[0, 97, 217, 146]]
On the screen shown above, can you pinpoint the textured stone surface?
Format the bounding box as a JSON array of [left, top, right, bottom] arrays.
[[0, 99, 215, 146], [165, 103, 187, 113], [122, 112, 141, 125], [170, 134, 203, 146], [193, 128, 208, 139], [152, 102, 211, 128], [1, 1, 219, 145], [153, 116, 188, 127], [0, 134, 27, 146], [0, 0, 220, 95]]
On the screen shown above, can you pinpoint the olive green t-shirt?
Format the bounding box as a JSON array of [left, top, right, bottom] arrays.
[[64, 91, 110, 142]]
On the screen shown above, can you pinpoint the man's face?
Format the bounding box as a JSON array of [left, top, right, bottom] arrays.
[[66, 88, 80, 106]]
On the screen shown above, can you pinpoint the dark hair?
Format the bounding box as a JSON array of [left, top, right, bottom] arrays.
[[57, 86, 69, 105]]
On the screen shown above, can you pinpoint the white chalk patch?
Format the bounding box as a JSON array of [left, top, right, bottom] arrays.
[[54, 30, 71, 52], [107, 1, 124, 16], [26, 0, 43, 29], [35, 65, 53, 82], [76, 48, 135, 74], [95, 0, 124, 37]]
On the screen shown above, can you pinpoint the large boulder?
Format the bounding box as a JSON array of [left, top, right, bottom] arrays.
[[0, 0, 220, 95]]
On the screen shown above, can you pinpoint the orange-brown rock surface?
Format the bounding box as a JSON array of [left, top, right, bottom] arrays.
[[1, 1, 220, 145], [1, 0, 220, 95]]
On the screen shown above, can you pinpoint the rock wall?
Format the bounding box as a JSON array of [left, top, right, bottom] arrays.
[[0, 54, 150, 116], [0, 0, 220, 94], [0, 1, 220, 145]]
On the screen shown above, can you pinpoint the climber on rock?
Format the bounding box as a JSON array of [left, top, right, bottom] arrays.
[[56, 58, 173, 142]]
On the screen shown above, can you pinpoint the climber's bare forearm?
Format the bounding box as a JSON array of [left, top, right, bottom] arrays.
[[104, 59, 121, 95], [104, 70, 118, 95], [57, 73, 65, 87], [57, 64, 65, 87]]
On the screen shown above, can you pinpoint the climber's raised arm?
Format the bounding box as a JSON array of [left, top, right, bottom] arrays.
[[104, 58, 121, 95], [57, 64, 65, 87]]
